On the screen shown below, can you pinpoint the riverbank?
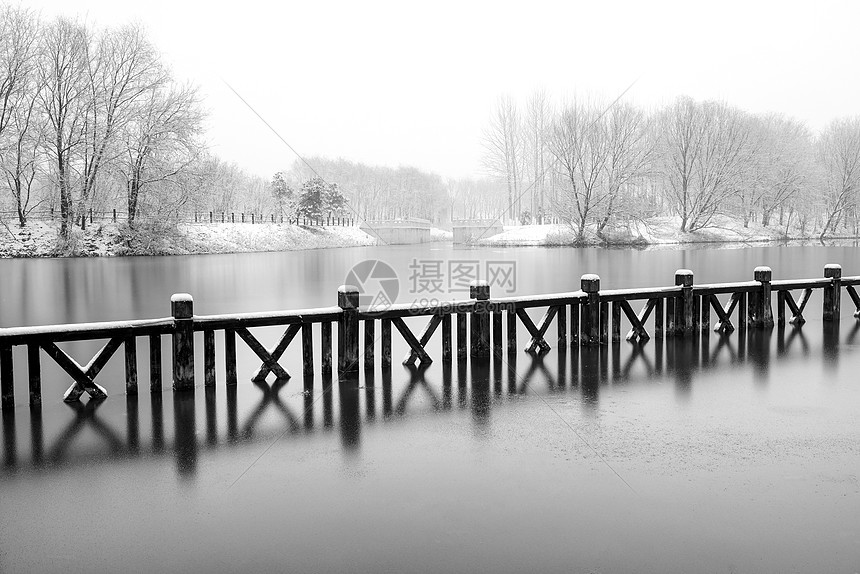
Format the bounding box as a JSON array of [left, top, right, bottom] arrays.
[[2, 216, 856, 257], [478, 216, 859, 247], [0, 221, 377, 257]]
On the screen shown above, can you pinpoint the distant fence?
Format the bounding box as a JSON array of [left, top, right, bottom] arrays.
[[1, 264, 859, 410], [0, 209, 356, 228]]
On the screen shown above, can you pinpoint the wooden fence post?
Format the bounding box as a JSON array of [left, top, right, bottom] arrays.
[[823, 263, 841, 321], [470, 280, 490, 360], [581, 274, 600, 345], [171, 294, 195, 391], [752, 266, 774, 328], [1, 343, 13, 409], [338, 285, 359, 373], [675, 269, 694, 335]]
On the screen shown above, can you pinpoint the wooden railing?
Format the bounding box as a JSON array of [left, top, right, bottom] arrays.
[[1, 264, 858, 410]]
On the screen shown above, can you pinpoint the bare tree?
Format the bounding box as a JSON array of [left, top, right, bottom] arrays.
[[755, 115, 811, 227], [659, 97, 751, 232], [596, 102, 652, 236], [550, 97, 609, 241], [0, 6, 43, 226], [523, 90, 552, 222], [482, 95, 523, 223], [120, 83, 203, 224], [78, 23, 166, 228], [816, 117, 860, 240], [38, 16, 91, 239]]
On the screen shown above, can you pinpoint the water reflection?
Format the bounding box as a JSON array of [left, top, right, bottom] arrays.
[[1, 321, 857, 480]]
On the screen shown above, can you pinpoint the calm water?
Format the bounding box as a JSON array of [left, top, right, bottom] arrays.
[[1, 243, 859, 573]]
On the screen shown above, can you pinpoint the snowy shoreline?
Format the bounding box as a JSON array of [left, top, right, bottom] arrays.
[[1, 216, 856, 258]]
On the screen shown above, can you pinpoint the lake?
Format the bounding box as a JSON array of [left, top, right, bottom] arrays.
[[1, 243, 859, 573]]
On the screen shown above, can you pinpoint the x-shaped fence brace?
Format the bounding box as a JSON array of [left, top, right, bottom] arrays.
[[395, 316, 436, 366], [848, 285, 860, 318], [516, 308, 555, 354], [621, 299, 655, 343], [781, 289, 813, 325], [243, 325, 301, 381], [40, 339, 116, 402], [707, 293, 743, 334]]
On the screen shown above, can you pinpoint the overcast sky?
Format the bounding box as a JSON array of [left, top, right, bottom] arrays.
[[22, 0, 860, 180]]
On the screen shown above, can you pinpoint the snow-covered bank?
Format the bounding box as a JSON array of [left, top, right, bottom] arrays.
[[477, 216, 859, 247], [0, 221, 375, 257]]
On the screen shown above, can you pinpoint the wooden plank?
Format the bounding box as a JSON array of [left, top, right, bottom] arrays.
[[692, 295, 701, 332], [700, 294, 710, 332], [124, 336, 138, 395], [364, 319, 375, 370], [600, 302, 609, 344], [777, 290, 786, 326], [302, 323, 314, 378], [0, 318, 174, 345], [556, 305, 567, 346], [204, 329, 216, 387], [507, 309, 517, 353], [666, 296, 675, 336], [654, 297, 664, 339], [570, 300, 579, 345], [392, 317, 431, 365], [442, 314, 452, 361], [493, 311, 503, 353], [149, 334, 162, 392], [1, 344, 13, 409], [192, 307, 341, 331], [611, 302, 621, 343], [28, 343, 41, 406], [321, 322, 333, 370], [381, 319, 392, 367], [457, 313, 467, 358], [225, 328, 237, 386]]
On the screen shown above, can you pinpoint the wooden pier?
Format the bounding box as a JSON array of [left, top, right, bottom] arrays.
[[1, 264, 859, 409]]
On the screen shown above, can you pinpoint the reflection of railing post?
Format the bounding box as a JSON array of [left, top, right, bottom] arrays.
[[469, 280, 490, 360], [171, 294, 195, 391], [338, 285, 360, 373], [581, 274, 600, 345], [752, 266, 774, 329], [675, 269, 694, 335], [823, 264, 842, 322]]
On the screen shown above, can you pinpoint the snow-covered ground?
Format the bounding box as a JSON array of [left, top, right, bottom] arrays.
[[477, 216, 842, 247], [2, 216, 854, 257], [430, 226, 453, 241], [0, 220, 375, 257]]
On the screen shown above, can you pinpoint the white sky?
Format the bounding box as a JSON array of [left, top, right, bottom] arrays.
[[20, 0, 860, 180]]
